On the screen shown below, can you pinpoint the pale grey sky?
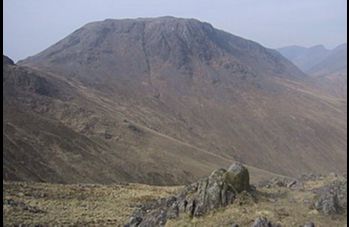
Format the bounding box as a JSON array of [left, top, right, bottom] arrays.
[[4, 0, 347, 62]]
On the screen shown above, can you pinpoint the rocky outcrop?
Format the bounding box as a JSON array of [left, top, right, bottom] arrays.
[[257, 176, 303, 190], [178, 163, 250, 217], [313, 193, 340, 215], [311, 179, 347, 215], [125, 162, 251, 226]]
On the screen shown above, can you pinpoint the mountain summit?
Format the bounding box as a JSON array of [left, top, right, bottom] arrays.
[[20, 17, 305, 82]]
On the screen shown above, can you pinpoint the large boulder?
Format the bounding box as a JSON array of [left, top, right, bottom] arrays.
[[179, 163, 250, 217], [126, 162, 251, 226], [311, 178, 346, 215], [251, 217, 273, 227], [180, 168, 237, 216], [225, 162, 250, 193], [313, 193, 340, 215]]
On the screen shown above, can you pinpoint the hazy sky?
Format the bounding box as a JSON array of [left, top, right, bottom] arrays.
[[4, 0, 347, 62]]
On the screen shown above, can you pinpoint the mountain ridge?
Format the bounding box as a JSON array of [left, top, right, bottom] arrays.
[[4, 17, 347, 185], [278, 43, 347, 97], [277, 43, 346, 74]]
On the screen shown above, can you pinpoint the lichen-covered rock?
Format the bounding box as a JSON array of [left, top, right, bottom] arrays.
[[127, 216, 142, 227], [225, 163, 250, 193], [125, 163, 251, 226], [182, 168, 239, 216], [311, 178, 346, 215], [314, 193, 340, 215], [138, 209, 167, 227]]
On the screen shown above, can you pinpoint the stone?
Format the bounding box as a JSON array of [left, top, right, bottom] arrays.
[[311, 178, 346, 215], [303, 222, 315, 227], [137, 209, 167, 227], [125, 163, 251, 226], [225, 162, 250, 193], [128, 216, 142, 227], [251, 217, 272, 227], [183, 168, 237, 216], [287, 180, 297, 188], [314, 193, 340, 215], [166, 202, 179, 219]]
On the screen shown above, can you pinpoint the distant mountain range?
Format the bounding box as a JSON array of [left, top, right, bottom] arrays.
[[278, 44, 347, 97], [3, 17, 347, 185], [277, 43, 347, 76]]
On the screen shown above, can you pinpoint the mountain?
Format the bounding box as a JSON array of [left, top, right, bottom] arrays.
[[307, 43, 347, 76], [4, 17, 347, 185], [278, 44, 347, 97], [277, 43, 347, 76], [309, 44, 347, 97], [277, 45, 330, 72]]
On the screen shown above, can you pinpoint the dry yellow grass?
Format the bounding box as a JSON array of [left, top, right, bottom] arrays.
[[3, 175, 346, 226], [3, 181, 181, 226]]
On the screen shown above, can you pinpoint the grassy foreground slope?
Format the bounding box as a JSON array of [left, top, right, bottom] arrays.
[[3, 173, 346, 226]]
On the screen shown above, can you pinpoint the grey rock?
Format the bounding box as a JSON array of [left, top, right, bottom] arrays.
[[166, 202, 179, 219], [314, 193, 340, 215], [303, 222, 315, 227], [251, 217, 272, 227], [287, 180, 297, 188], [312, 179, 346, 215], [226, 162, 250, 192], [128, 216, 142, 227], [126, 163, 251, 226], [136, 209, 167, 227], [258, 177, 301, 190]]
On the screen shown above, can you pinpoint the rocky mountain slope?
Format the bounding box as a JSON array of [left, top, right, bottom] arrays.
[[4, 55, 246, 185], [4, 17, 347, 185]]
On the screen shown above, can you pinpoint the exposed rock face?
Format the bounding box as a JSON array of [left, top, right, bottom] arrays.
[[311, 178, 347, 215], [314, 193, 340, 215], [126, 162, 251, 226]]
